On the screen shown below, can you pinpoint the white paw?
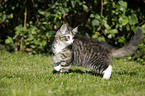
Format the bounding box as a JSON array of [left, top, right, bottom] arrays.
[[54, 65, 61, 71], [102, 65, 112, 80]]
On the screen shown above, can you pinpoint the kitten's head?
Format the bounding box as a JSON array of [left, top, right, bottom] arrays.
[[55, 24, 78, 45]]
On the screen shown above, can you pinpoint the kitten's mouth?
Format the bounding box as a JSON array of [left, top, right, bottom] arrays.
[[71, 39, 74, 44]]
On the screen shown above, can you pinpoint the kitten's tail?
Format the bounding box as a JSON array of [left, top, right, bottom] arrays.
[[111, 29, 144, 58]]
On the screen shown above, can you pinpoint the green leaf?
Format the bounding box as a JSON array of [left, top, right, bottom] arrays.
[[83, 5, 88, 11], [61, 8, 65, 14], [92, 32, 100, 38], [101, 19, 110, 29], [126, 24, 130, 31], [30, 45, 37, 48], [107, 34, 112, 39], [94, 14, 101, 19], [90, 14, 94, 18], [2, 14, 6, 21], [41, 40, 47, 46], [141, 24, 145, 31], [5, 37, 13, 44], [64, 8, 69, 13], [119, 16, 128, 25], [71, 1, 76, 8], [131, 25, 136, 32], [5, 39, 10, 44], [117, 36, 126, 43], [105, 29, 117, 39], [92, 19, 99, 26], [28, 34, 34, 41], [128, 14, 138, 25], [112, 29, 118, 34], [122, 17, 128, 25], [118, 0, 127, 8]]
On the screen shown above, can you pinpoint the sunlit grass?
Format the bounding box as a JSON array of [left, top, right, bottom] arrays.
[[0, 51, 145, 96]]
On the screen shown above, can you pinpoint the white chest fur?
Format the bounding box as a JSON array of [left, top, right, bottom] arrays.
[[53, 41, 67, 54]]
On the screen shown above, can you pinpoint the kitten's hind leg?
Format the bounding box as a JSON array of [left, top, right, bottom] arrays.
[[102, 65, 112, 80]]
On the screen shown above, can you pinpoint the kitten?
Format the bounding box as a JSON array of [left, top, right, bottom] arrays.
[[52, 24, 143, 79], [52, 24, 78, 73]]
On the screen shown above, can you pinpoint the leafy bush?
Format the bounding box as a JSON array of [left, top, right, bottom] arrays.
[[88, 0, 145, 63], [90, 0, 143, 42], [1, 0, 145, 61], [5, 24, 55, 54]]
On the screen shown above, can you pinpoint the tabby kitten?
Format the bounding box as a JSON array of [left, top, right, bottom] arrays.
[[52, 24, 78, 73], [52, 24, 143, 79]]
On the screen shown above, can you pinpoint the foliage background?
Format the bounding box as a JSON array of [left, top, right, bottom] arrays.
[[0, 0, 145, 62]]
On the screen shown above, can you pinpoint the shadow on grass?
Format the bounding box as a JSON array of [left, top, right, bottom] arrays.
[[52, 69, 85, 74], [53, 69, 138, 77], [53, 69, 102, 77]]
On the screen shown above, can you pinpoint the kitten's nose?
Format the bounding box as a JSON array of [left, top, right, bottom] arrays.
[[71, 39, 74, 44]]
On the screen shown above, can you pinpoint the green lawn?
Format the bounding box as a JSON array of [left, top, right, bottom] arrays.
[[0, 51, 145, 96]]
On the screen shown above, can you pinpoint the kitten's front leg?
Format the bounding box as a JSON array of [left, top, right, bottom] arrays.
[[54, 65, 61, 71], [52, 55, 61, 71], [53, 59, 71, 74], [60, 62, 71, 74], [53, 64, 71, 75]]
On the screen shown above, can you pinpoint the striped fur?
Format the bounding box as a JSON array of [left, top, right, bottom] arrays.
[[72, 35, 112, 75], [112, 29, 143, 58], [72, 29, 143, 79], [52, 24, 78, 73], [52, 24, 143, 79]]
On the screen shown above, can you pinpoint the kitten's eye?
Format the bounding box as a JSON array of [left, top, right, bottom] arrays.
[[64, 36, 70, 41], [59, 35, 71, 41], [59, 36, 65, 40], [66, 36, 70, 39]]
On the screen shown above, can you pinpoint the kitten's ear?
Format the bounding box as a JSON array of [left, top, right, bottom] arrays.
[[60, 24, 67, 34], [72, 26, 78, 34]]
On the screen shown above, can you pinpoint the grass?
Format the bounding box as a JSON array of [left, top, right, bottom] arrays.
[[0, 51, 145, 96]]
